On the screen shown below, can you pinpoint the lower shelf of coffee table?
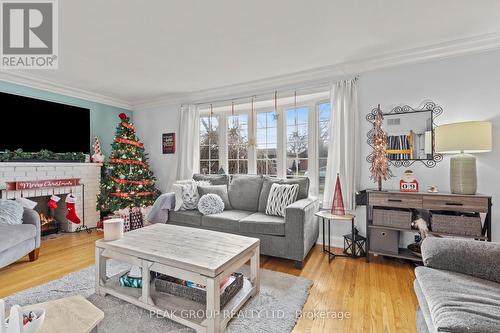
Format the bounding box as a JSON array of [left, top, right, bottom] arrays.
[[101, 273, 254, 329]]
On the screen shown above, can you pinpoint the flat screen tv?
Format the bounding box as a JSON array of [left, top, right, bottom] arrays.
[[0, 92, 90, 153]]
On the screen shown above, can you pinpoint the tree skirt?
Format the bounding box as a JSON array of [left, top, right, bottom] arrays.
[[4, 261, 312, 333]]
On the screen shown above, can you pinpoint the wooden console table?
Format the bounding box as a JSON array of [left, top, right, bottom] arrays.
[[365, 190, 492, 262]]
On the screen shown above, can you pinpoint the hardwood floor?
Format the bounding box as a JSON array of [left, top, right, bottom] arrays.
[[0, 232, 418, 333]]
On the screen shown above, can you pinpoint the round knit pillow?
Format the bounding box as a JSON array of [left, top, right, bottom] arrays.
[[198, 194, 224, 215]]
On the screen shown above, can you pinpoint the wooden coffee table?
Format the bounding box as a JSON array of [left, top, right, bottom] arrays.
[[95, 224, 260, 333], [22, 295, 104, 333]]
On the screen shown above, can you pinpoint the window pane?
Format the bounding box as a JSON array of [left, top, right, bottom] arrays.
[[257, 147, 267, 159], [227, 114, 248, 175], [239, 146, 248, 159], [200, 146, 209, 159], [256, 129, 266, 145], [318, 138, 328, 158], [228, 145, 238, 159], [210, 145, 219, 159], [257, 160, 266, 174], [267, 147, 277, 159], [319, 103, 331, 121], [297, 159, 308, 175], [318, 159, 327, 194], [210, 161, 219, 174], [256, 111, 278, 176], [238, 160, 248, 174], [296, 107, 308, 125], [256, 113, 267, 128], [200, 115, 219, 174], [228, 160, 238, 174], [267, 130, 277, 144], [200, 161, 209, 175], [317, 102, 331, 196], [268, 159, 278, 175], [267, 112, 278, 127], [287, 109, 296, 126]]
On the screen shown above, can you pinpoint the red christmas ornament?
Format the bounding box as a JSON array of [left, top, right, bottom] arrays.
[[331, 174, 345, 215], [119, 113, 128, 120]]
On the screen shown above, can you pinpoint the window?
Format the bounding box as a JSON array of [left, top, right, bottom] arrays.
[[317, 102, 331, 195], [197, 91, 331, 195], [256, 111, 278, 175], [199, 116, 219, 174], [227, 114, 249, 174], [286, 106, 309, 178]]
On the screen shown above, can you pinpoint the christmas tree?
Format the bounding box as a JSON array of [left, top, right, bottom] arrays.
[[97, 113, 160, 213], [368, 105, 391, 190]]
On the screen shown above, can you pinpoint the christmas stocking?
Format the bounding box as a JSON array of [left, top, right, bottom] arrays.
[[65, 194, 81, 224], [47, 195, 61, 209]]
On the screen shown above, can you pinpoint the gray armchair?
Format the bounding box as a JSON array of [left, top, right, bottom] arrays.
[[415, 237, 500, 333], [0, 207, 41, 269]]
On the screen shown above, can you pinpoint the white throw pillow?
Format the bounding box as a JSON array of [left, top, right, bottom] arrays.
[[0, 199, 24, 225], [198, 194, 225, 215], [171, 180, 211, 211], [15, 197, 38, 210], [265, 183, 299, 217]]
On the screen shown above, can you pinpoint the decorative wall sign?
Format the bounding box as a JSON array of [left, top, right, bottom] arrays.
[[6, 178, 81, 191], [162, 133, 176, 154]]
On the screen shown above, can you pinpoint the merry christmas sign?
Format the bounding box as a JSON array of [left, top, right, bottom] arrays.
[[7, 178, 80, 191]]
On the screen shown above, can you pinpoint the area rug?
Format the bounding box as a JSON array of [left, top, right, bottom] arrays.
[[4, 261, 312, 333]]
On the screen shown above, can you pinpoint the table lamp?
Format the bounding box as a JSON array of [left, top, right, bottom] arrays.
[[435, 121, 492, 194]]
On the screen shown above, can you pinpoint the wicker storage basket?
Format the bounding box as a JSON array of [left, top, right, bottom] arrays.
[[431, 212, 482, 237], [372, 208, 412, 229], [154, 273, 243, 307]]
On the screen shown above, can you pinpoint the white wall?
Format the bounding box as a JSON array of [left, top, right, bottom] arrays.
[[134, 102, 181, 192], [355, 49, 500, 244], [135, 49, 500, 244]]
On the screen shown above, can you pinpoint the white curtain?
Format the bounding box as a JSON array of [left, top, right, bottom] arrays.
[[176, 104, 200, 180], [323, 79, 359, 210]]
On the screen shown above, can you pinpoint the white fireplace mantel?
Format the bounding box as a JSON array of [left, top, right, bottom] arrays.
[[0, 162, 102, 231]]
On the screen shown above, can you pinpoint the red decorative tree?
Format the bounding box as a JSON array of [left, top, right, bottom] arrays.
[[368, 105, 390, 190], [331, 174, 345, 215]]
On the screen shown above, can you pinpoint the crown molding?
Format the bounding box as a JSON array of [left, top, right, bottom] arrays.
[[133, 32, 500, 110], [0, 71, 133, 109], [2, 32, 499, 111]]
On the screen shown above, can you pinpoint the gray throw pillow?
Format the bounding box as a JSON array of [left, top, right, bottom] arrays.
[[193, 174, 230, 186], [258, 176, 310, 212], [265, 183, 299, 217], [0, 199, 24, 225], [198, 185, 232, 210]]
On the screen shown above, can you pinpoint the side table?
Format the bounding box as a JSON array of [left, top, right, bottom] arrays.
[[315, 210, 366, 261]]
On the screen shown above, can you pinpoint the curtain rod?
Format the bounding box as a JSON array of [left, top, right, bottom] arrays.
[[191, 75, 359, 107]]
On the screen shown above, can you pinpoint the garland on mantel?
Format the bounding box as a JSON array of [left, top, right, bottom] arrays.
[[0, 149, 86, 162]]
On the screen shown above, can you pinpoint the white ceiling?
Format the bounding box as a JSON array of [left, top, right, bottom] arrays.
[[3, 0, 500, 106]]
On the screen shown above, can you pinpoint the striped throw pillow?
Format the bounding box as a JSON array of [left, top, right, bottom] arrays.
[[265, 183, 299, 217]]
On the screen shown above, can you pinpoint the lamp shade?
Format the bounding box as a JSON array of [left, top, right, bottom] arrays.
[[435, 121, 492, 154]]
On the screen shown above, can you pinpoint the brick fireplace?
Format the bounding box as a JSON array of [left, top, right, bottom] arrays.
[[0, 163, 102, 231]]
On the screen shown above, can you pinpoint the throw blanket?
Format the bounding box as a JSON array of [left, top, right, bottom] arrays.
[[147, 193, 175, 224]]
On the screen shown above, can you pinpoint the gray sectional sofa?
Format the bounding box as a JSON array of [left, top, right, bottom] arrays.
[[416, 237, 500, 333], [0, 207, 41, 269], [168, 174, 320, 268]]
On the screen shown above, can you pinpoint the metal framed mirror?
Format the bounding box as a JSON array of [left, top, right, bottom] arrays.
[[366, 101, 443, 168]]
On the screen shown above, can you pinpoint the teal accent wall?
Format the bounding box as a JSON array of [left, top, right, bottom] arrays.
[[0, 81, 132, 158]]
